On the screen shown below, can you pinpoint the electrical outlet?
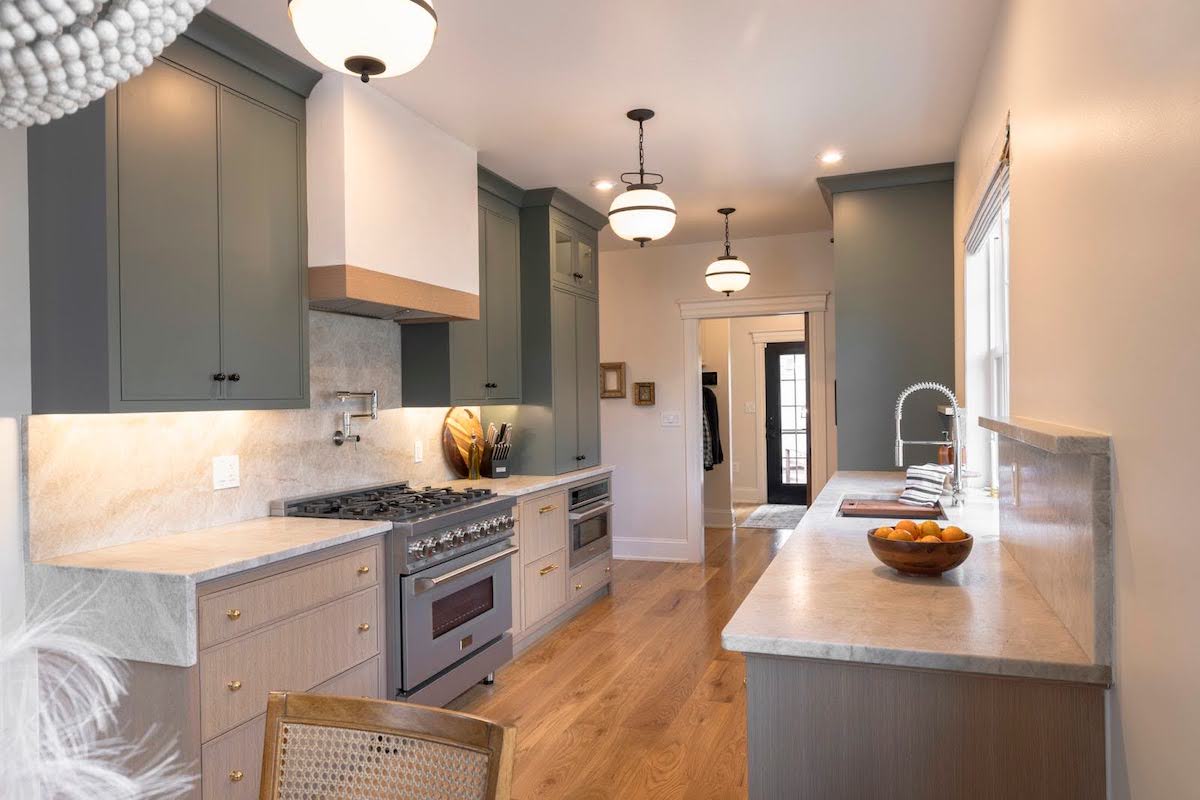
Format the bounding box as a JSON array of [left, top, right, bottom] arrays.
[[732, 461, 741, 473], [212, 455, 240, 490], [744, 401, 756, 414], [414, 440, 424, 464], [660, 412, 682, 428]]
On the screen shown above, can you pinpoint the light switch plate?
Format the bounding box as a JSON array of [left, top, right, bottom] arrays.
[[732, 461, 741, 473], [414, 440, 424, 464], [661, 412, 682, 428], [212, 455, 240, 490]]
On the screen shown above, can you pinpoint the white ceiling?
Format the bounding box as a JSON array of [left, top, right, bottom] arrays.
[[208, 0, 1000, 249]]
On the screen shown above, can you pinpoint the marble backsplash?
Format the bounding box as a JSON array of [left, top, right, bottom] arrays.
[[26, 311, 466, 561], [984, 416, 1113, 665]]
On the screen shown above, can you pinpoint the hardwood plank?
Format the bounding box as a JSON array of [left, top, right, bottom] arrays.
[[450, 527, 788, 799]]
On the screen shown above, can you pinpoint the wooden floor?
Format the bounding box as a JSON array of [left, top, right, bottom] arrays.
[[450, 526, 791, 799]]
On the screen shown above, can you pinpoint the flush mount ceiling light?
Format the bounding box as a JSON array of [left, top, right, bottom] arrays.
[[818, 149, 844, 165], [608, 108, 676, 247], [288, 0, 437, 83], [705, 208, 751, 297]]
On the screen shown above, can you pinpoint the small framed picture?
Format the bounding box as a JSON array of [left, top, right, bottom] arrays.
[[600, 362, 626, 398], [633, 382, 656, 406]]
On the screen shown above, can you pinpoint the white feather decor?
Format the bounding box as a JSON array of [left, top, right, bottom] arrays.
[[0, 597, 196, 799], [0, 0, 212, 129]]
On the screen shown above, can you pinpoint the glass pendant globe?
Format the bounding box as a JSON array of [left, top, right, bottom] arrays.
[[289, 0, 438, 79], [608, 187, 678, 244], [705, 257, 751, 296]]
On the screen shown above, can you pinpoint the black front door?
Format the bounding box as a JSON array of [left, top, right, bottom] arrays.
[[765, 340, 809, 505]]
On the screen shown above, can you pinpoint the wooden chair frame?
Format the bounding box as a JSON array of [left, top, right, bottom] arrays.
[[259, 691, 515, 800]]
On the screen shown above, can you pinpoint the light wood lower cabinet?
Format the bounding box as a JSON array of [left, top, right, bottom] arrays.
[[200, 655, 382, 799], [520, 489, 568, 565], [523, 549, 567, 629], [510, 509, 524, 635], [570, 556, 611, 600], [198, 586, 381, 740]]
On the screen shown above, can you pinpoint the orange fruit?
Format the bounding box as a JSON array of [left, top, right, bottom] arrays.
[[874, 527, 895, 538], [888, 529, 915, 542], [919, 535, 942, 543], [895, 520, 920, 534], [941, 525, 967, 542], [919, 520, 943, 539]]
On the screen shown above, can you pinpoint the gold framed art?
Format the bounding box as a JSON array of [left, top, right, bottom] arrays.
[[633, 382, 656, 406], [600, 362, 626, 398]]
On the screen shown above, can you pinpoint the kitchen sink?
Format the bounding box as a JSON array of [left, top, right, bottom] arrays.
[[837, 494, 948, 521]]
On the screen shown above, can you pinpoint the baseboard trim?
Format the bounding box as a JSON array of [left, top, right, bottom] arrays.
[[612, 536, 694, 562], [733, 488, 763, 504]]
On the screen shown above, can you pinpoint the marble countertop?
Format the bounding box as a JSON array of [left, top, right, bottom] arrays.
[[27, 516, 391, 668], [722, 472, 1111, 686], [444, 464, 614, 497]]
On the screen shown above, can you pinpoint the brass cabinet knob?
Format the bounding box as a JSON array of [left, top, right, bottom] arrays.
[[229, 770, 244, 782], [358, 623, 371, 632], [574, 583, 583, 591], [357, 565, 371, 575], [227, 680, 243, 692], [539, 564, 558, 576], [604, 566, 611, 573], [226, 609, 241, 620]]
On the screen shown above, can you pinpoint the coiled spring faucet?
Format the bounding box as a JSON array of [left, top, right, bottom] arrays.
[[895, 381, 964, 502]]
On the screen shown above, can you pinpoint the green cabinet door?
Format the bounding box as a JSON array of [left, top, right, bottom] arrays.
[[450, 206, 490, 404], [117, 59, 222, 401], [575, 296, 600, 467], [552, 288, 580, 472], [218, 89, 306, 402], [576, 238, 598, 297], [550, 220, 577, 290], [483, 197, 521, 402]]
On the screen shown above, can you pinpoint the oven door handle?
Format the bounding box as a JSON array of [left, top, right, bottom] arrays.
[[568, 501, 614, 524], [413, 546, 520, 595]]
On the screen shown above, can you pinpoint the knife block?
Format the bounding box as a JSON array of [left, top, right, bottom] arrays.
[[482, 444, 510, 479]]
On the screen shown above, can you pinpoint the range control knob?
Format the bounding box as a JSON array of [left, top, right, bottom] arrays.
[[407, 542, 423, 558], [501, 514, 514, 529], [453, 529, 468, 545], [423, 539, 438, 558], [468, 523, 483, 539]]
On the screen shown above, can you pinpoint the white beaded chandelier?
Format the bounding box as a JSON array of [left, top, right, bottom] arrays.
[[0, 0, 210, 129]]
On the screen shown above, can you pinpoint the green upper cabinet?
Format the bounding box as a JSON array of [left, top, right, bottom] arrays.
[[26, 15, 318, 414], [549, 213, 599, 298], [401, 169, 523, 407]]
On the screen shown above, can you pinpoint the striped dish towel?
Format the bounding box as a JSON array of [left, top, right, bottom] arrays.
[[898, 463, 954, 507]]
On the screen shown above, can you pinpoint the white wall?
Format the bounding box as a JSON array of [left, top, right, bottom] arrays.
[[699, 319, 732, 525], [600, 231, 833, 561], [729, 314, 806, 503], [307, 75, 479, 295], [0, 128, 31, 755], [954, 3, 1200, 796]]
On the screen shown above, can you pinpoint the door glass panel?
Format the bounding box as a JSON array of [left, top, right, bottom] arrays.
[[431, 576, 494, 639], [777, 352, 808, 487], [554, 228, 573, 277]]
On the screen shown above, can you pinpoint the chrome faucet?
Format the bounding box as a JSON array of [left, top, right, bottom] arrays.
[[895, 381, 964, 502], [333, 390, 378, 446]]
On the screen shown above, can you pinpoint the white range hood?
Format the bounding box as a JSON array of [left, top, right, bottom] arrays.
[[306, 74, 480, 322]]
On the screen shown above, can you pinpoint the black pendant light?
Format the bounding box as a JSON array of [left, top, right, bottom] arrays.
[[608, 109, 678, 246], [705, 208, 751, 296]]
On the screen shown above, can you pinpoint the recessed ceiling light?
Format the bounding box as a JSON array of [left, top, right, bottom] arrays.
[[591, 179, 616, 191], [818, 150, 844, 165]]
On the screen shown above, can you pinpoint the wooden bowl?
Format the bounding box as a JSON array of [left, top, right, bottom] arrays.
[[866, 529, 974, 576]]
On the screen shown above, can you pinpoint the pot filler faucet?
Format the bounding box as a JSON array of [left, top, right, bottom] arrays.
[[334, 390, 378, 446], [895, 381, 965, 503]]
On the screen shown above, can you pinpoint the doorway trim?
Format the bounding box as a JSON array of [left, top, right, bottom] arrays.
[[751, 328, 814, 505], [678, 293, 830, 563]]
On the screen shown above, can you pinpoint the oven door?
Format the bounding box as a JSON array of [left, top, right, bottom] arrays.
[[399, 541, 517, 691], [569, 500, 613, 569]]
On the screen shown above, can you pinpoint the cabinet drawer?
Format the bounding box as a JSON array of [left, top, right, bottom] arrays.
[[198, 543, 380, 649], [200, 656, 381, 799], [199, 587, 380, 741], [570, 556, 612, 601], [519, 490, 568, 565], [523, 549, 567, 630]]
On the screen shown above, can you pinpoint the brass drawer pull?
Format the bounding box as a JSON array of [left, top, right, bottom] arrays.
[[358, 623, 371, 632], [229, 770, 244, 783], [539, 564, 559, 576], [226, 680, 243, 692], [357, 565, 371, 575], [226, 609, 241, 620], [539, 504, 558, 514]]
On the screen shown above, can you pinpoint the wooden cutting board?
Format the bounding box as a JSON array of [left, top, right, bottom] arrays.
[[442, 407, 484, 478], [839, 498, 944, 520]]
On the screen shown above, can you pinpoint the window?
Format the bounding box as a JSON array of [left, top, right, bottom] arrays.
[[964, 167, 1010, 491]]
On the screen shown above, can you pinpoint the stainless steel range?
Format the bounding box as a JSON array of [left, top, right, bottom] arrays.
[[272, 483, 518, 706]]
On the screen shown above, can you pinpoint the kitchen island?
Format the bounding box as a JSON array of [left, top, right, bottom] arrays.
[[723, 471, 1109, 800]]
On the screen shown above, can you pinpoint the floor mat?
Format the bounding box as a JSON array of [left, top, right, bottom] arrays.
[[739, 504, 808, 530]]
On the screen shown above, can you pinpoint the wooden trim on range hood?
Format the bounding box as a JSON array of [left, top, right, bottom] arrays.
[[309, 265, 480, 323]]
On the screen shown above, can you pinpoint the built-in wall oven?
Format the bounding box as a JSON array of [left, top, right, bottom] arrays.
[[569, 478, 613, 568]]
